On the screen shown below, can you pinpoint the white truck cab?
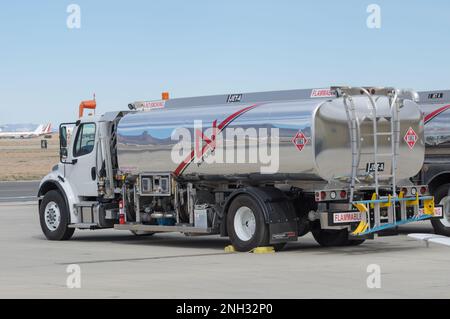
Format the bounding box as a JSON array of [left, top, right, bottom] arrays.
[[38, 113, 121, 239]]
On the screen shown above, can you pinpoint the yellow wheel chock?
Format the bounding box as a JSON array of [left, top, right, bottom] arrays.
[[225, 246, 277, 253], [251, 246, 275, 254], [224, 245, 236, 253]]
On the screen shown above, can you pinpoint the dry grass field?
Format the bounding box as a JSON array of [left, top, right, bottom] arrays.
[[0, 134, 59, 181]]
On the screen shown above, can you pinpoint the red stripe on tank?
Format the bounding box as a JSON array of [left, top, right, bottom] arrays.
[[173, 103, 262, 177], [424, 104, 450, 125]]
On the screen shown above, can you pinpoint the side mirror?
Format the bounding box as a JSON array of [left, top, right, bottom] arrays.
[[59, 122, 76, 164], [60, 147, 68, 158], [59, 124, 70, 163], [60, 126, 68, 148]]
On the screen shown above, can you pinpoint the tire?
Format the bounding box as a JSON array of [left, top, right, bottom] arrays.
[[431, 184, 450, 236], [39, 190, 75, 240], [311, 225, 365, 247], [130, 230, 155, 237], [227, 195, 270, 252], [348, 239, 365, 246], [312, 228, 349, 247], [272, 242, 287, 251], [311, 219, 366, 247]]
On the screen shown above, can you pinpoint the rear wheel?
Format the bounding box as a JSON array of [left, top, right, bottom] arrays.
[[39, 190, 74, 240], [312, 226, 365, 247], [348, 238, 365, 246], [227, 195, 271, 252], [272, 242, 287, 251], [431, 184, 450, 236]]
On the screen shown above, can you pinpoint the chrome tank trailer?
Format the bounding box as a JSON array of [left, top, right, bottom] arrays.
[[117, 89, 425, 184]]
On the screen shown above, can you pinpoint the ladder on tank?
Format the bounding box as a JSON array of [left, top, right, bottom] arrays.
[[335, 87, 401, 235]]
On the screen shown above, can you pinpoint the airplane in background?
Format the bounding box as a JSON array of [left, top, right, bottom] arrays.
[[0, 123, 52, 139]]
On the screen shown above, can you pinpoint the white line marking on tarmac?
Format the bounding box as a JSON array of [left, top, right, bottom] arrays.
[[0, 196, 36, 200], [0, 180, 41, 183]]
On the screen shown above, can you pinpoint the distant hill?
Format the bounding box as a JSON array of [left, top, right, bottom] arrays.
[[0, 123, 39, 132], [0, 123, 56, 133]]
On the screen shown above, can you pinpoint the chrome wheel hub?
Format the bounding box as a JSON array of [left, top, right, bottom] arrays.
[[439, 196, 450, 227], [44, 201, 61, 231], [234, 206, 256, 241]]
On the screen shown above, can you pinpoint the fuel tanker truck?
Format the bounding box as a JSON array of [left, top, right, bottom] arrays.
[[37, 86, 443, 251], [414, 89, 450, 236]]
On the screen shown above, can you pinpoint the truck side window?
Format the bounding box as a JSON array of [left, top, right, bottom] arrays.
[[73, 123, 96, 157]]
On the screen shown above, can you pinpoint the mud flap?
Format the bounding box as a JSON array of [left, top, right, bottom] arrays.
[[223, 187, 298, 244], [269, 222, 298, 244]]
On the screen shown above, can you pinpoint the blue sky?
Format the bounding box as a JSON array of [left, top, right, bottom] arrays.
[[0, 0, 449, 126]]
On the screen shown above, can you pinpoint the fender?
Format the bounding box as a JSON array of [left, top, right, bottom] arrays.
[[422, 165, 450, 192], [38, 171, 79, 223], [221, 186, 298, 243]]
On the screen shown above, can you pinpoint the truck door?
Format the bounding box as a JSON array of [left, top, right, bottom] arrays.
[[64, 122, 99, 197]]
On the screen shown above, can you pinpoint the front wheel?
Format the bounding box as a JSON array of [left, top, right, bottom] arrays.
[[227, 195, 272, 252], [431, 184, 450, 236], [39, 190, 74, 240]]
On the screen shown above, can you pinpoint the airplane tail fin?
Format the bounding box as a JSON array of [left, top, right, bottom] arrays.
[[33, 124, 44, 135], [32, 123, 51, 135], [44, 123, 52, 134]]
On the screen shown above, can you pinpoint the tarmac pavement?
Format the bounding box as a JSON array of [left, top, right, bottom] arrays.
[[0, 202, 449, 298]]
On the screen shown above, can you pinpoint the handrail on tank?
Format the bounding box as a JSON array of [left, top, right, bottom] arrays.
[[332, 86, 419, 103]]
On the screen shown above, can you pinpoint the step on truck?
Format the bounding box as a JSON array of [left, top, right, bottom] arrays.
[[37, 86, 443, 251]]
